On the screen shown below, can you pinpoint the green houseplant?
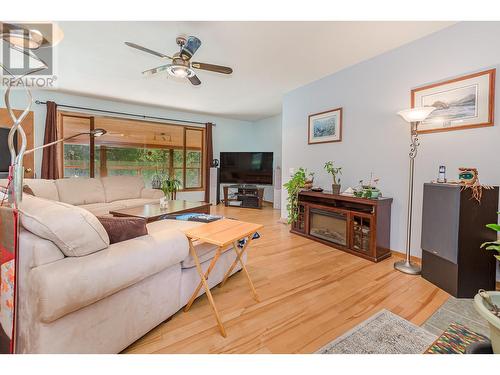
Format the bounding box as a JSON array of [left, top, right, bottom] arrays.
[[481, 220, 500, 261], [283, 167, 308, 224], [353, 174, 381, 199], [161, 175, 181, 201], [476, 218, 500, 353], [324, 161, 342, 194]]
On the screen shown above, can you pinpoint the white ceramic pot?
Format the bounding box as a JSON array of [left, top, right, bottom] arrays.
[[474, 291, 500, 353]]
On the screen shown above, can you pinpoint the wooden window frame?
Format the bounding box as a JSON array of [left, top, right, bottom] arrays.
[[58, 111, 206, 192], [182, 126, 205, 191]]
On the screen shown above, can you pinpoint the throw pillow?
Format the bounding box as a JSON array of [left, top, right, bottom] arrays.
[[97, 216, 148, 244], [23, 185, 35, 196], [19, 195, 110, 257]]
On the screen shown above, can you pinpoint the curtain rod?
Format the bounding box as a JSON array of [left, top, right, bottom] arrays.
[[34, 100, 215, 126]]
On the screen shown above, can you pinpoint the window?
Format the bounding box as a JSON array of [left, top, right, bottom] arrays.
[[60, 113, 205, 190], [185, 128, 203, 189]]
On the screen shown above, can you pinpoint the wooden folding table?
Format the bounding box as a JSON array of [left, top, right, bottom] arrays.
[[182, 219, 262, 337]]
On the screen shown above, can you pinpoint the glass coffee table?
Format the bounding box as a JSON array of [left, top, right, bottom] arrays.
[[110, 200, 211, 222]]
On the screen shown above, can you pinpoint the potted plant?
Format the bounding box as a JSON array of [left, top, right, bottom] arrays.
[[142, 149, 169, 190], [324, 161, 342, 194], [283, 167, 308, 224], [353, 173, 381, 199], [476, 220, 500, 353], [160, 175, 181, 207]]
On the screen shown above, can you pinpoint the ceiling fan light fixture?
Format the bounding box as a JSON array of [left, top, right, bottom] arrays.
[[166, 65, 194, 79]]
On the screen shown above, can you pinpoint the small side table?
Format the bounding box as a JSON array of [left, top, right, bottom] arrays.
[[182, 219, 263, 337]]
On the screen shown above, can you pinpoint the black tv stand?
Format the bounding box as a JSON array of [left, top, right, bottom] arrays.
[[223, 184, 264, 209]]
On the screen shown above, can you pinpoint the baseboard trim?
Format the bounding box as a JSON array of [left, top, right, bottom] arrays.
[[390, 250, 422, 265]]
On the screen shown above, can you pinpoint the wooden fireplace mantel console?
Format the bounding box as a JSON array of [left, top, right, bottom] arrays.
[[290, 191, 393, 262]]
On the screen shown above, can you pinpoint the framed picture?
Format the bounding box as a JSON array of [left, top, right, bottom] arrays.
[[411, 69, 495, 134], [308, 107, 343, 144]]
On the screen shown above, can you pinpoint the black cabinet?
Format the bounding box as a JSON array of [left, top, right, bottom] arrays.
[[421, 183, 498, 297]]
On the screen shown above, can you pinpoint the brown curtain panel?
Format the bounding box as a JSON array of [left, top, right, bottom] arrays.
[[41, 101, 60, 179], [204, 122, 214, 203]]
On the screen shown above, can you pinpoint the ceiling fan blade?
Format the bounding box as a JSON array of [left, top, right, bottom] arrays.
[[188, 74, 201, 86], [125, 42, 171, 59], [180, 36, 201, 60], [191, 62, 233, 74], [142, 64, 170, 76]]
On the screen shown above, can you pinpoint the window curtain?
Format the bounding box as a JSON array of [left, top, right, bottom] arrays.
[[41, 101, 60, 179], [204, 122, 214, 203]]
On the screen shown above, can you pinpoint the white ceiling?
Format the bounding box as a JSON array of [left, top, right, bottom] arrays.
[[55, 21, 454, 121]]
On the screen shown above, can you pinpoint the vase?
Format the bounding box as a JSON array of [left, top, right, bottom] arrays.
[[160, 196, 168, 208], [360, 186, 381, 199], [331, 184, 341, 195], [474, 291, 500, 353]]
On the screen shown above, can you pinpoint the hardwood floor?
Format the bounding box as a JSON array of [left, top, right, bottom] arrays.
[[123, 204, 449, 354]]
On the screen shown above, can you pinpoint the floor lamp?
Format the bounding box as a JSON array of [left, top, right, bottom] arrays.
[[0, 22, 64, 206], [24, 128, 107, 155], [0, 22, 63, 354], [394, 106, 436, 275]]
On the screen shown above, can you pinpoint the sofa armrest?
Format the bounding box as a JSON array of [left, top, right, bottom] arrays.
[[141, 188, 164, 199]]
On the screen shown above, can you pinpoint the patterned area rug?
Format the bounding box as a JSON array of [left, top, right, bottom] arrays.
[[425, 322, 489, 354], [317, 309, 437, 354]]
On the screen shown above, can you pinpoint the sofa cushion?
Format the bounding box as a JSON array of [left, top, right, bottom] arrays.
[[32, 227, 189, 323], [23, 185, 35, 196], [146, 220, 230, 269], [114, 198, 160, 208], [78, 201, 127, 216], [180, 242, 232, 269], [24, 179, 60, 201], [19, 195, 110, 257], [147, 219, 204, 234], [141, 188, 164, 199], [101, 176, 145, 202], [79, 199, 158, 216], [55, 178, 105, 205], [97, 216, 148, 244]]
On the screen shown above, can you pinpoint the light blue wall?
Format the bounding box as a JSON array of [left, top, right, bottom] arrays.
[[237, 114, 282, 202], [253, 114, 282, 170], [282, 22, 500, 258]]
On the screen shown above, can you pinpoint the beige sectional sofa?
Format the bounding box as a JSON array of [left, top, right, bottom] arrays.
[[0, 175, 165, 216], [1, 176, 243, 353]]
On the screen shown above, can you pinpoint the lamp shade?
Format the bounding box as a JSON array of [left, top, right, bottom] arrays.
[[397, 107, 436, 123], [91, 128, 107, 137]]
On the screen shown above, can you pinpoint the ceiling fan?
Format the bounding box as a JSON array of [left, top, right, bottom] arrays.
[[124, 36, 233, 86]]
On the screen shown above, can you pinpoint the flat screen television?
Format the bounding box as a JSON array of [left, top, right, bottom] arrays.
[[220, 152, 273, 185], [0, 128, 16, 173]]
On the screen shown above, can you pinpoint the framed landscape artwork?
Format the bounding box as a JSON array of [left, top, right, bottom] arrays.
[[412, 69, 495, 134], [308, 107, 343, 144]]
